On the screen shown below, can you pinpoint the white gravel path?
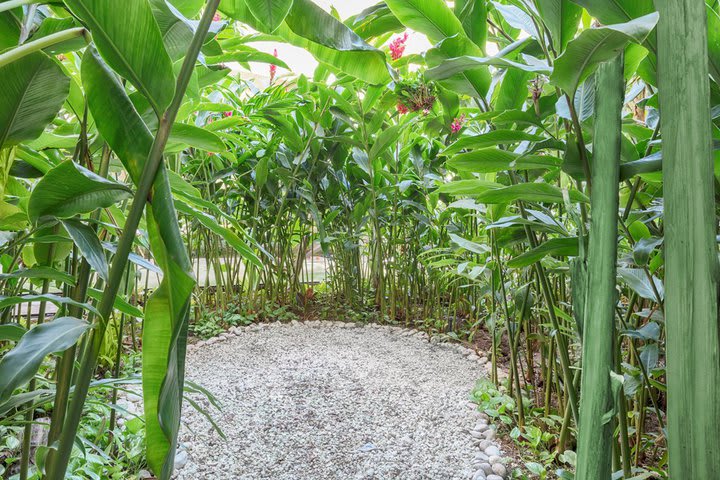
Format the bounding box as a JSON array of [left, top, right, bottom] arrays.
[[175, 322, 495, 480]]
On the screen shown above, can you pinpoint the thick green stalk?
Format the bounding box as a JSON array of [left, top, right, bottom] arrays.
[[46, 3, 220, 478], [0, 0, 34, 13], [657, 2, 720, 478], [576, 55, 624, 480], [0, 28, 87, 67]]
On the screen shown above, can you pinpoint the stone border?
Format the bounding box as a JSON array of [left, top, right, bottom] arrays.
[[167, 320, 515, 478]]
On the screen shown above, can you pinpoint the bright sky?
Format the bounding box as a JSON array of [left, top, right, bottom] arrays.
[[245, 0, 432, 78]]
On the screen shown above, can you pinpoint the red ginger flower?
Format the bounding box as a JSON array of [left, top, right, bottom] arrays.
[[450, 114, 466, 133], [223, 111, 232, 118], [269, 48, 278, 83], [396, 103, 409, 115], [389, 32, 409, 61]]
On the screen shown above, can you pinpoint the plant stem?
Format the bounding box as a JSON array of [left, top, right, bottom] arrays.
[[46, 2, 220, 478], [657, 1, 720, 477], [576, 54, 624, 480], [0, 28, 87, 68]]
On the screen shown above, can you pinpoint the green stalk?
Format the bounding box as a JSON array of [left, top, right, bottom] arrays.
[[0, 28, 87, 68], [657, 2, 720, 476], [46, 3, 220, 478], [0, 0, 34, 13], [576, 55, 624, 480]]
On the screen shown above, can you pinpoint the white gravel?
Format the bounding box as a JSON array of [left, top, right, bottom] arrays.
[[176, 322, 491, 480]]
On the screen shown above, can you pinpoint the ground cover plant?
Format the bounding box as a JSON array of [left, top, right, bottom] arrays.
[[0, 0, 719, 478]]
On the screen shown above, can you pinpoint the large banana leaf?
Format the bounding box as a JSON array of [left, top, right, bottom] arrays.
[[550, 13, 658, 96], [244, 0, 293, 32], [535, 0, 582, 52], [0, 52, 70, 149], [386, 0, 463, 43], [65, 0, 176, 114], [281, 0, 390, 85], [27, 160, 132, 223], [221, 0, 390, 84], [81, 48, 194, 477]]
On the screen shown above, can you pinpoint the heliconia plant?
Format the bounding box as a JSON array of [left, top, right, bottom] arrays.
[[0, 0, 719, 479]]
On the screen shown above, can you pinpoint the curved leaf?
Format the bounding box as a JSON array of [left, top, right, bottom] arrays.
[[168, 123, 225, 152], [28, 160, 132, 223], [448, 149, 562, 173], [475, 182, 589, 204], [65, 0, 176, 114], [550, 13, 659, 96], [62, 219, 109, 281], [244, 0, 293, 31], [0, 317, 90, 404], [0, 52, 70, 149]]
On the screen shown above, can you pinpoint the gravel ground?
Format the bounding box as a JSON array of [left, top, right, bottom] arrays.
[[174, 321, 495, 480]]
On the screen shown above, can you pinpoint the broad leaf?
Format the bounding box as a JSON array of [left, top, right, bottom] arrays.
[[0, 52, 70, 149], [550, 13, 659, 96], [168, 123, 225, 153], [507, 236, 583, 268], [65, 0, 176, 114], [475, 182, 589, 204], [0, 317, 91, 404], [28, 160, 132, 223], [82, 48, 195, 477], [244, 0, 293, 32], [62, 219, 109, 281], [448, 149, 562, 173], [536, 0, 583, 52]]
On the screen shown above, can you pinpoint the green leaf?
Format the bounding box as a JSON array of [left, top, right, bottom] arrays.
[[0, 294, 100, 316], [706, 4, 720, 83], [28, 160, 132, 223], [150, 0, 196, 61], [175, 200, 261, 267], [279, 0, 390, 85], [0, 323, 26, 342], [0, 267, 76, 286], [550, 13, 659, 96], [455, 0, 488, 50], [448, 149, 562, 173], [385, 0, 465, 44], [617, 267, 664, 301], [0, 201, 28, 231], [535, 0, 583, 52], [168, 123, 225, 152], [475, 182, 589, 204], [87, 287, 143, 318], [442, 130, 546, 156], [244, 0, 293, 31], [507, 237, 582, 267], [426, 54, 551, 82], [0, 52, 70, 149], [438, 178, 502, 196], [82, 47, 195, 478], [206, 48, 289, 69], [0, 317, 91, 404], [65, 0, 176, 114], [61, 219, 109, 281], [494, 68, 532, 111], [449, 233, 491, 254]]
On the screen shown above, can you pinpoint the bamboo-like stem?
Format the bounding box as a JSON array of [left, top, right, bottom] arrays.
[[576, 54, 624, 480], [46, 2, 221, 479], [0, 28, 87, 68], [657, 1, 720, 478], [0, 0, 34, 14]]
